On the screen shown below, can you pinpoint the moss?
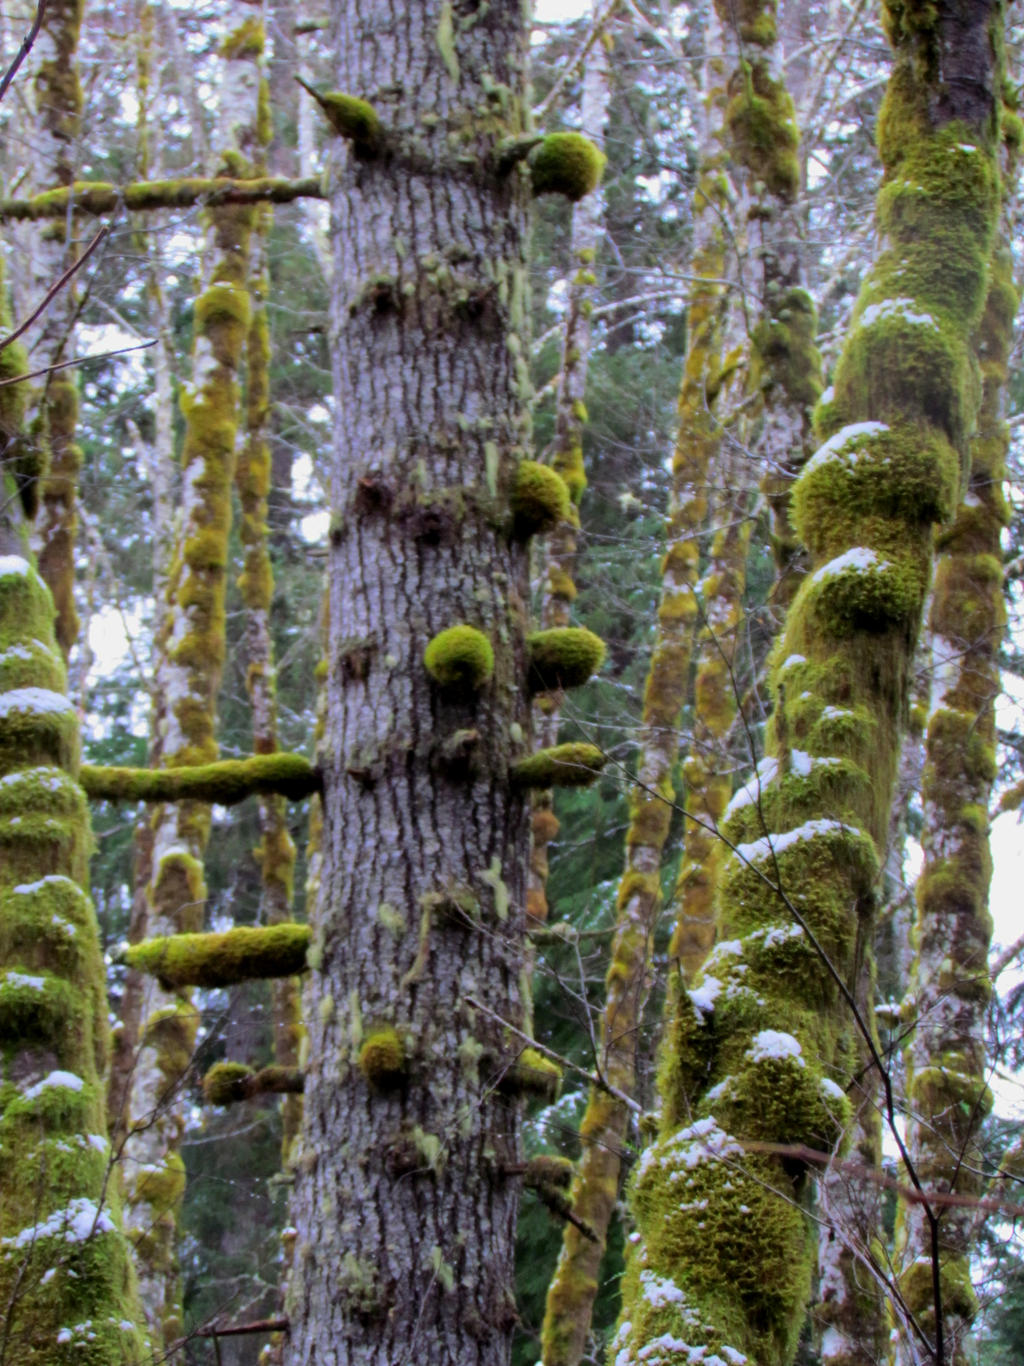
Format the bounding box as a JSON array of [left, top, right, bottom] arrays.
[[80, 753, 319, 805], [511, 743, 605, 788], [423, 624, 494, 690], [202, 1060, 304, 1105], [725, 60, 800, 202], [221, 16, 264, 59], [510, 460, 571, 537], [526, 627, 605, 692], [498, 1047, 562, 1102], [357, 1027, 407, 1087], [122, 923, 310, 989], [298, 78, 381, 156], [528, 133, 605, 202]]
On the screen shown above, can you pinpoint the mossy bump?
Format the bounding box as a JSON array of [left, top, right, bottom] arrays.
[[526, 627, 605, 692], [424, 624, 494, 691], [299, 78, 381, 156], [528, 133, 605, 202], [510, 460, 571, 538], [122, 922, 311, 990], [358, 1027, 406, 1087], [512, 742, 606, 788], [203, 1061, 254, 1105]]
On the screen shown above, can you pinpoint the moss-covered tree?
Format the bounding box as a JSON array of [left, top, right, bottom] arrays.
[[613, 0, 1005, 1362], [0, 249, 147, 1362], [119, 15, 264, 1348]]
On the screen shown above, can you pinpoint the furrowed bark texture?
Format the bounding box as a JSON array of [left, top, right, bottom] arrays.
[[539, 30, 733, 1363], [613, 1, 1002, 1362], [0, 267, 147, 1364], [119, 22, 262, 1348], [528, 0, 610, 938], [895, 134, 1019, 1362], [281, 3, 535, 1363]]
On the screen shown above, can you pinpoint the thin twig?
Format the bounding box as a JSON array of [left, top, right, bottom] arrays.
[[0, 339, 157, 388], [0, 0, 46, 105], [0, 226, 109, 354]]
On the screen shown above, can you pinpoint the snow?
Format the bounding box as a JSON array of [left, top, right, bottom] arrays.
[[0, 687, 73, 717], [819, 385, 835, 405], [723, 757, 779, 819], [688, 977, 722, 1015], [779, 654, 806, 672], [0, 767, 68, 792], [13, 873, 78, 895], [3, 971, 46, 991], [811, 547, 888, 584], [790, 750, 812, 777], [2, 1197, 115, 1250], [734, 817, 858, 865], [0, 556, 31, 577], [747, 1029, 804, 1066], [805, 422, 888, 474], [23, 1071, 85, 1101], [858, 297, 938, 330], [640, 1270, 689, 1308], [820, 1077, 846, 1101]]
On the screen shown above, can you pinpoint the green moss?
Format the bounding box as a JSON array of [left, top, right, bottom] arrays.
[[122, 922, 310, 989], [423, 624, 494, 690], [510, 460, 571, 537], [498, 1047, 562, 1102], [221, 16, 263, 58], [528, 133, 605, 202], [298, 78, 381, 156], [203, 1060, 254, 1104], [511, 742, 606, 788], [358, 1027, 407, 1087], [526, 627, 605, 692], [725, 60, 800, 202], [80, 752, 318, 805]]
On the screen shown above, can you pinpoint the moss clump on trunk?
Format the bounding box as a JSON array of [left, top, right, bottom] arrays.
[[122, 923, 311, 989]]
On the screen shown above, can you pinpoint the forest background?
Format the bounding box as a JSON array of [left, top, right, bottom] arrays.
[[3, 0, 1024, 1363]]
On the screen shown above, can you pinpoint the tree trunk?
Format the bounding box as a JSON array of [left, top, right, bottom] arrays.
[[0, 256, 147, 1365], [281, 2, 548, 1362], [614, 0, 1003, 1361]]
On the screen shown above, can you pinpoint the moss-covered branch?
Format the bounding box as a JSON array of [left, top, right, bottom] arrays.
[[0, 175, 324, 221], [80, 753, 319, 805], [511, 743, 606, 788], [202, 1061, 305, 1105], [121, 924, 311, 990]]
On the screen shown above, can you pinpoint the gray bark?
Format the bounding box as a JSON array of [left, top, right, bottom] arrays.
[[282, 2, 534, 1364]]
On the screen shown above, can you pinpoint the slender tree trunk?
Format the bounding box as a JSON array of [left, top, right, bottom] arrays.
[[895, 144, 1018, 1364], [614, 0, 1003, 1362], [281, 2, 552, 1361], [0, 257, 147, 1365], [529, 0, 611, 940], [120, 19, 263, 1348], [540, 21, 735, 1358]]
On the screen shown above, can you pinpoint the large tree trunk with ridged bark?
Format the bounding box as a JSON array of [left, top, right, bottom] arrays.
[[281, 2, 544, 1363]]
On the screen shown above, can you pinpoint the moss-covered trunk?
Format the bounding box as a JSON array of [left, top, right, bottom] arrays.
[[613, 0, 1003, 1362], [528, 0, 610, 940], [895, 133, 1019, 1362], [539, 26, 737, 1360], [19, 0, 85, 660], [0, 258, 147, 1363], [279, 1, 572, 1359], [237, 187, 302, 1157], [119, 20, 263, 1349]]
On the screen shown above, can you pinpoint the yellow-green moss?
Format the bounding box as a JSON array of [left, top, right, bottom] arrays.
[[423, 624, 494, 690], [298, 78, 381, 156], [724, 60, 800, 202], [221, 16, 264, 59], [511, 742, 606, 788], [498, 1047, 562, 1102], [122, 922, 310, 990], [357, 1027, 407, 1087], [526, 627, 605, 692], [202, 1060, 304, 1105], [510, 459, 571, 537], [529, 133, 605, 202], [80, 753, 318, 805]]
